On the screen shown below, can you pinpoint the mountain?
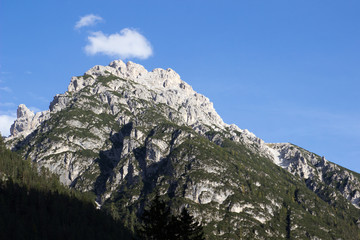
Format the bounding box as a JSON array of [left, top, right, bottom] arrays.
[[6, 60, 360, 239]]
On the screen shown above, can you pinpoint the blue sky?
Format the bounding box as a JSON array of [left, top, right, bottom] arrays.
[[1, 1, 359, 173]]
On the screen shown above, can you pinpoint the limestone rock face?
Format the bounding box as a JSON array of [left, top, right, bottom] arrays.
[[17, 104, 34, 119], [73, 60, 225, 129], [6, 60, 360, 239], [268, 143, 360, 209], [9, 104, 49, 138]]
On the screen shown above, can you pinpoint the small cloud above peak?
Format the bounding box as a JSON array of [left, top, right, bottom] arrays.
[[75, 14, 103, 29], [84, 28, 153, 59]]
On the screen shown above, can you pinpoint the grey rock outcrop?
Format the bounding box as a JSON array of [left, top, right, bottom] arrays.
[[9, 104, 49, 138], [268, 143, 360, 209]]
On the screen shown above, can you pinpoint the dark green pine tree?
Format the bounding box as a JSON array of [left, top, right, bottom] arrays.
[[178, 208, 205, 240], [138, 195, 174, 240], [138, 196, 205, 240]]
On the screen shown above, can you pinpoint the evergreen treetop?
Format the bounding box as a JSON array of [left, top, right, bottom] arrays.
[[138, 195, 205, 240]]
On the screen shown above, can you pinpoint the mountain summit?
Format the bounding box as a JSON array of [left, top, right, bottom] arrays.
[[7, 60, 360, 239]]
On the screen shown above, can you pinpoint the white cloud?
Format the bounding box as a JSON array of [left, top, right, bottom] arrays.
[[84, 28, 153, 59], [0, 114, 16, 137], [75, 14, 103, 29]]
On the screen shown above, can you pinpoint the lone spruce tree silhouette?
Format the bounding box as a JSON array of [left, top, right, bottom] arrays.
[[138, 195, 173, 239], [177, 208, 205, 240], [138, 195, 205, 240]]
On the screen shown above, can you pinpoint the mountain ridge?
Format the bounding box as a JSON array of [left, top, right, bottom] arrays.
[[5, 60, 360, 239]]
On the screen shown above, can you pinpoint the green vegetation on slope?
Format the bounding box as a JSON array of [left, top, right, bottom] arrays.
[[102, 124, 360, 239], [0, 137, 132, 240]]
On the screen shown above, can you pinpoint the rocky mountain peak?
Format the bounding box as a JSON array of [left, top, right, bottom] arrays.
[[16, 104, 34, 119], [9, 104, 49, 138], [9, 60, 230, 140], [68, 60, 184, 93], [62, 60, 226, 131]]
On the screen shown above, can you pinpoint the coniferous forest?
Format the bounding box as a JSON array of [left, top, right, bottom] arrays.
[[0, 137, 132, 240]]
